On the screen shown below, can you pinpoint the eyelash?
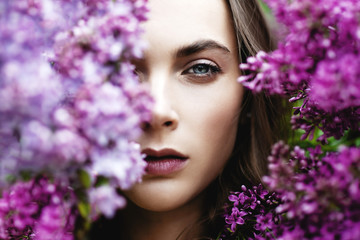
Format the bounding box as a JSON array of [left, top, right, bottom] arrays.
[[182, 61, 222, 80]]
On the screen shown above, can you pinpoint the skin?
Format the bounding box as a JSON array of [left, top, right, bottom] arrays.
[[123, 0, 243, 238]]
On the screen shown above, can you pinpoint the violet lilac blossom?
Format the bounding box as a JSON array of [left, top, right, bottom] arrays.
[[238, 0, 360, 142], [0, 0, 152, 237], [224, 142, 360, 239]]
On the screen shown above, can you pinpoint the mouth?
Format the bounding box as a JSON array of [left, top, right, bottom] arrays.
[[142, 148, 189, 175]]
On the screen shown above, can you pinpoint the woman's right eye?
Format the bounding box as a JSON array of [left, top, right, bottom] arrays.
[[189, 64, 217, 75], [181, 60, 222, 82]]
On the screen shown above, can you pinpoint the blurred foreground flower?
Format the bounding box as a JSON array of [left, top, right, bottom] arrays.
[[0, 0, 151, 238], [0, 177, 75, 240]]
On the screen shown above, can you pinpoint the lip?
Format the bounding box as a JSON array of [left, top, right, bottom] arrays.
[[142, 148, 189, 175]]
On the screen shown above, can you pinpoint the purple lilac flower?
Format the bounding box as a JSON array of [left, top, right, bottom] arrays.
[[223, 184, 280, 239], [1, 0, 152, 234], [238, 0, 360, 141], [261, 142, 360, 239], [310, 54, 360, 112], [0, 0, 66, 183], [35, 204, 75, 240], [225, 142, 360, 239], [0, 177, 75, 240], [290, 103, 360, 143], [89, 185, 126, 219]]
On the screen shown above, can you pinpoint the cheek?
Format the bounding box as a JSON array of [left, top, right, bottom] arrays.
[[179, 81, 243, 173], [201, 99, 240, 142], [180, 82, 243, 149]]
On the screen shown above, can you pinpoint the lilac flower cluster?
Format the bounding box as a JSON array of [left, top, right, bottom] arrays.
[[238, 0, 360, 141], [264, 142, 360, 239], [0, 177, 75, 240], [0, 0, 151, 237], [225, 142, 360, 239], [223, 184, 280, 239], [228, 1, 360, 239]]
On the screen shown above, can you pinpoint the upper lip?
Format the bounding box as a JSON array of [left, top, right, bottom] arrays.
[[142, 148, 188, 160]]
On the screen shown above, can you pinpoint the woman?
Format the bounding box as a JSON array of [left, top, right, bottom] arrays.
[[91, 0, 285, 239]]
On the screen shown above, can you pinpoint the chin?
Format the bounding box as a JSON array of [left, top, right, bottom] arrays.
[[132, 198, 181, 212], [123, 179, 202, 212]]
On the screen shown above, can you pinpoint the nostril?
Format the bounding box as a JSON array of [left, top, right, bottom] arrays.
[[163, 121, 173, 127]]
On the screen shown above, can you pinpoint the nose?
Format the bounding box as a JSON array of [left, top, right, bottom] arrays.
[[142, 75, 179, 131]]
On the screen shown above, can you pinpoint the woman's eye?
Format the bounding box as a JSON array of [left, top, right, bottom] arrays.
[[183, 62, 221, 79], [192, 64, 211, 74]]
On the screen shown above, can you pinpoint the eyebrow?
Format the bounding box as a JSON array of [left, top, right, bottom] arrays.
[[175, 40, 231, 58]]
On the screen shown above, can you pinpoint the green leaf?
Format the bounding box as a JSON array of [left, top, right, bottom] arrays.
[[78, 201, 91, 219], [257, 0, 272, 14], [78, 169, 91, 189], [94, 175, 109, 187], [355, 137, 360, 147], [19, 170, 33, 181], [5, 174, 16, 184]]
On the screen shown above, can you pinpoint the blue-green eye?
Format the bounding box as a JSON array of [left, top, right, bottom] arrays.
[[184, 62, 221, 76], [193, 64, 211, 74]]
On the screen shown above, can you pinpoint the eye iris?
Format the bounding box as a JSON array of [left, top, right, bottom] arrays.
[[193, 64, 209, 74]]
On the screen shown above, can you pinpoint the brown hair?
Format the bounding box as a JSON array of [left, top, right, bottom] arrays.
[[194, 0, 289, 238], [225, 0, 289, 185]]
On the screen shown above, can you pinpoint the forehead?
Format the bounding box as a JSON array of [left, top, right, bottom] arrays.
[[143, 0, 237, 54]]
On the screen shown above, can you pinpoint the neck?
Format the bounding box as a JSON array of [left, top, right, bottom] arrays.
[[120, 193, 207, 240]]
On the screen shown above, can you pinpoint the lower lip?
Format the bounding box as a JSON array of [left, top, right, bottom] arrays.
[[145, 158, 188, 175]]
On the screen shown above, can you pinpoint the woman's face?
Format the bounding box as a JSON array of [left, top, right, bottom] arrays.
[[125, 0, 243, 211]]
